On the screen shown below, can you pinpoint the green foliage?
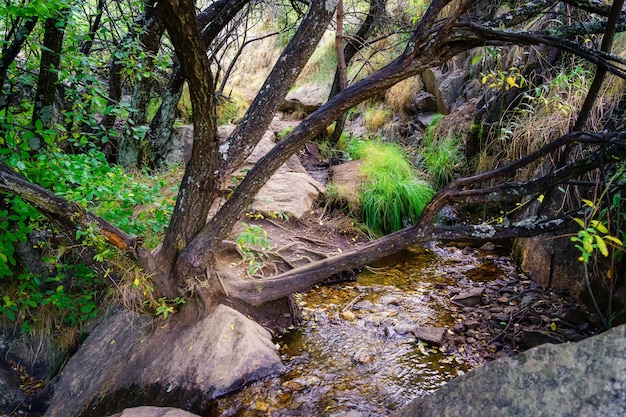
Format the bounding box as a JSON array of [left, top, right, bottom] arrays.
[[236, 223, 272, 276], [346, 138, 435, 235], [152, 296, 186, 320], [0, 135, 176, 329], [416, 115, 464, 189], [570, 170, 626, 328]]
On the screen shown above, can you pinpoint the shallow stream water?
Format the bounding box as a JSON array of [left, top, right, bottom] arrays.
[[211, 243, 517, 416]]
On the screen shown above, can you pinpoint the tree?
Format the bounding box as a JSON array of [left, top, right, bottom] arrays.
[[1, 0, 625, 320]]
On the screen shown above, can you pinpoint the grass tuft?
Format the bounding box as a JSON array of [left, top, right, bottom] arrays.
[[417, 115, 464, 188], [346, 138, 435, 235]]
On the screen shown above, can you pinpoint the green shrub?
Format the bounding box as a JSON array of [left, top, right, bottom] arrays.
[[346, 138, 435, 235]]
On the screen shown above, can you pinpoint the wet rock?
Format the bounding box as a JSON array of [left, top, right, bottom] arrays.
[[451, 288, 484, 307], [452, 323, 466, 334], [44, 305, 284, 417], [353, 300, 375, 310], [480, 242, 495, 251], [521, 330, 562, 348], [281, 380, 305, 392], [340, 311, 356, 321], [394, 324, 626, 417], [107, 407, 200, 417], [492, 313, 510, 322], [352, 348, 375, 365], [410, 326, 447, 346], [329, 410, 364, 417]]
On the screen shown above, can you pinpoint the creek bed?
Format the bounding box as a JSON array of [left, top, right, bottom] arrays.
[[212, 243, 517, 416]]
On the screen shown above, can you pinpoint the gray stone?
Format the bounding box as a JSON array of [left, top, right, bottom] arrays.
[[451, 288, 484, 307], [411, 326, 447, 346], [108, 406, 200, 417], [278, 85, 328, 113], [45, 304, 284, 417], [421, 67, 466, 114], [516, 235, 584, 297], [394, 324, 626, 417]]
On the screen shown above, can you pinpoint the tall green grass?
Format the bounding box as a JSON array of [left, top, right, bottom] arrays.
[[347, 138, 435, 235], [417, 114, 464, 189]]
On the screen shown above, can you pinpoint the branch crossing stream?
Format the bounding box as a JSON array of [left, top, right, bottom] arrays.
[[212, 243, 521, 416]]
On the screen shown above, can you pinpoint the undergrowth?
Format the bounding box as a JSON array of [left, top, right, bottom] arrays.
[[346, 138, 434, 235], [417, 114, 464, 188]]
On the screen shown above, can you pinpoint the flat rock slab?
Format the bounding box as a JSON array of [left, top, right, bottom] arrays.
[[241, 133, 325, 220], [108, 406, 200, 417], [45, 304, 284, 417], [451, 287, 484, 307], [410, 326, 447, 346], [394, 324, 626, 417]]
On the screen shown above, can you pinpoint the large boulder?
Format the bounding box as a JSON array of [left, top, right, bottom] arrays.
[[278, 85, 328, 114], [421, 67, 466, 115], [44, 304, 284, 417], [394, 324, 626, 417]]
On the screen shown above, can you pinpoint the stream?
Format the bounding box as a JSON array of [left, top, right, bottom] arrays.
[[211, 243, 518, 416]]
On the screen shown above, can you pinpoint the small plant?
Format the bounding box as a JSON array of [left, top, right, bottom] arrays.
[[236, 223, 272, 276], [364, 105, 391, 132], [152, 297, 186, 320], [571, 175, 626, 329]]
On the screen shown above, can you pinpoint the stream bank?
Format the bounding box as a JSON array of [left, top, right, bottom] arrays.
[[211, 242, 601, 416]]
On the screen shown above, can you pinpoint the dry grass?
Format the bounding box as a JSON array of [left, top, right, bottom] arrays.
[[364, 105, 391, 131], [228, 35, 285, 94], [385, 76, 422, 114]]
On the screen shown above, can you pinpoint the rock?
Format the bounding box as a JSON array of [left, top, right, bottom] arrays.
[[421, 67, 466, 114], [480, 242, 495, 251], [410, 326, 447, 346], [44, 304, 284, 417], [240, 134, 325, 220], [340, 311, 356, 321], [394, 324, 626, 417], [329, 160, 366, 210], [408, 92, 437, 114], [107, 406, 200, 417], [515, 235, 584, 298], [278, 85, 328, 113], [0, 360, 25, 412], [451, 288, 484, 307], [520, 330, 561, 348], [564, 307, 589, 325]]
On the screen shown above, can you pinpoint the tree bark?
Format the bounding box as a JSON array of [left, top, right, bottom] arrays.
[[118, 2, 165, 168], [0, 16, 38, 93], [156, 0, 221, 289], [32, 12, 67, 135]]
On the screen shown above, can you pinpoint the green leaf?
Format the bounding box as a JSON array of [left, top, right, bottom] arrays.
[[572, 218, 586, 228], [594, 235, 609, 257], [590, 220, 608, 234], [604, 235, 623, 246]]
